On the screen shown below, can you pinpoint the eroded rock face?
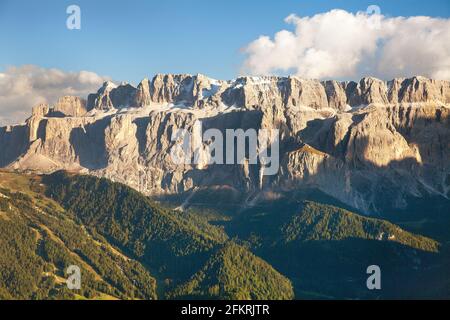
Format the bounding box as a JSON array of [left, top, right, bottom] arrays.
[[87, 81, 118, 110], [323, 80, 348, 111], [1, 74, 449, 215], [346, 77, 389, 106], [150, 74, 196, 105], [294, 104, 450, 213], [27, 103, 50, 141], [388, 76, 450, 104], [53, 96, 87, 117], [134, 78, 152, 108]]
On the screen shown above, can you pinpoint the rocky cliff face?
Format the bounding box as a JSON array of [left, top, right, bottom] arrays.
[[1, 74, 449, 215], [53, 96, 88, 117]]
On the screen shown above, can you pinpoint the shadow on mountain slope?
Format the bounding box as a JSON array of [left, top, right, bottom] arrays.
[[223, 197, 448, 299], [69, 117, 110, 170]]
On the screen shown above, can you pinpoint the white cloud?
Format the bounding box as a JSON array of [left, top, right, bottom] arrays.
[[0, 65, 110, 126], [242, 9, 450, 80]]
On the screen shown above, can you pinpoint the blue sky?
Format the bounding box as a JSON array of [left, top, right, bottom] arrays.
[[1, 0, 450, 83]]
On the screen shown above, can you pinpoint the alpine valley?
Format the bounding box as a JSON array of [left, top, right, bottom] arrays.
[[0, 74, 449, 299]]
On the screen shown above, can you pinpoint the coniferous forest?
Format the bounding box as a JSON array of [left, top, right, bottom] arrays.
[[0, 170, 448, 300]]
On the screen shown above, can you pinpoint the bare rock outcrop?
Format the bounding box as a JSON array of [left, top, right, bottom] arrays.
[[134, 78, 152, 107], [346, 77, 389, 106], [27, 103, 50, 141], [388, 76, 450, 104], [51, 96, 87, 117], [323, 80, 348, 111]]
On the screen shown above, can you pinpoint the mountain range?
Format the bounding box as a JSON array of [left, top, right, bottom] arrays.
[[1, 74, 449, 215], [0, 74, 449, 299]]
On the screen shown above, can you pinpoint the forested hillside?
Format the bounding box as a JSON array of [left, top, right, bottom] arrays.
[[226, 197, 449, 299], [0, 170, 448, 300], [168, 242, 294, 300], [0, 172, 157, 300]]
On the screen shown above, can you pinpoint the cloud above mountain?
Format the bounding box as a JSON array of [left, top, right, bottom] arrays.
[[242, 9, 450, 80], [0, 65, 110, 126]]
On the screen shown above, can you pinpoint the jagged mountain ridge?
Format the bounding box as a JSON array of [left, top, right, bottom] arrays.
[[10, 74, 450, 117], [0, 74, 449, 215]]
